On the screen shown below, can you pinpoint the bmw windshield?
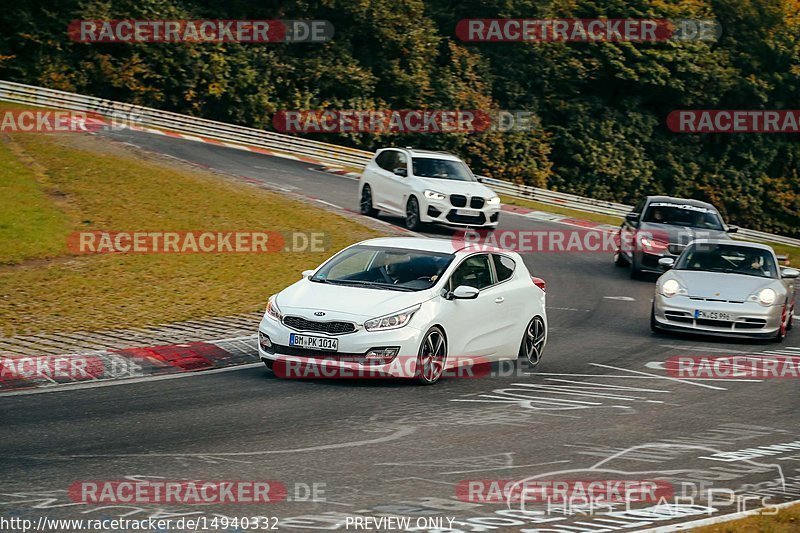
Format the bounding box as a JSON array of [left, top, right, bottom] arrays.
[[412, 158, 476, 181], [311, 246, 454, 291]]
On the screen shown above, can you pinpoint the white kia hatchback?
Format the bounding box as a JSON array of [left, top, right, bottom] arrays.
[[258, 237, 547, 384], [358, 148, 501, 231]]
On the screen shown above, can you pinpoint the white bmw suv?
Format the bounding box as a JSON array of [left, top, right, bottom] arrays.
[[358, 148, 501, 231]]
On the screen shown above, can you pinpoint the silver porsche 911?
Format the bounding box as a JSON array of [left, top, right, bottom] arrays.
[[651, 240, 798, 342]]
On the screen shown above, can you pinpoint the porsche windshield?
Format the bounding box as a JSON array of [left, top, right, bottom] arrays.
[[675, 244, 778, 279], [311, 246, 455, 291]]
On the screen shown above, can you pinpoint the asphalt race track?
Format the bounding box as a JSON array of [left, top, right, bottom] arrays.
[[1, 129, 799, 532]]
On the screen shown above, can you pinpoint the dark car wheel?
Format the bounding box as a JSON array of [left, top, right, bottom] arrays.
[[360, 185, 379, 217], [630, 257, 643, 279], [519, 316, 546, 369], [774, 305, 788, 343], [415, 327, 447, 385], [405, 196, 423, 231], [650, 304, 661, 333]]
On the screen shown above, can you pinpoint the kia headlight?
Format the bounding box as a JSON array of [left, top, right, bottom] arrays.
[[424, 190, 446, 201], [265, 295, 283, 321], [364, 305, 420, 332], [487, 196, 501, 205], [660, 279, 685, 298]]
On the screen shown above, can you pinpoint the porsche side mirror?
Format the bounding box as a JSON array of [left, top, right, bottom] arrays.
[[781, 267, 800, 279], [658, 257, 675, 270]]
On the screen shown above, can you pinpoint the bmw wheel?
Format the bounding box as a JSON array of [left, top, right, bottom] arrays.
[[405, 196, 423, 231], [415, 326, 447, 385], [360, 185, 379, 217]]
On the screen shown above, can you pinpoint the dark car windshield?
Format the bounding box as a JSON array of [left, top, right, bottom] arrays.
[[412, 157, 475, 181], [311, 245, 454, 291], [642, 202, 724, 230], [675, 243, 778, 279]]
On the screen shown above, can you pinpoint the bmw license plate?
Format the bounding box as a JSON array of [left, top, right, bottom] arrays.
[[694, 310, 733, 321], [289, 333, 339, 352], [456, 208, 480, 216]]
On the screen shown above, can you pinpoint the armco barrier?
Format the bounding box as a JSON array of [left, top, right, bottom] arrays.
[[1, 80, 797, 247]]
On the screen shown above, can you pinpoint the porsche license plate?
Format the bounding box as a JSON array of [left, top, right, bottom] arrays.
[[289, 333, 339, 352], [694, 310, 733, 321]]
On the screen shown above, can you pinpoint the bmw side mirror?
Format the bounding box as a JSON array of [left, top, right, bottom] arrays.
[[393, 167, 407, 177], [781, 267, 800, 279], [625, 212, 640, 224], [450, 285, 480, 300], [727, 226, 739, 234], [658, 257, 675, 270], [301, 269, 314, 279]]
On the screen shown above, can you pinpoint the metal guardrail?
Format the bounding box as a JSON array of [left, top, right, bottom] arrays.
[[0, 80, 373, 168], [1, 79, 797, 248]]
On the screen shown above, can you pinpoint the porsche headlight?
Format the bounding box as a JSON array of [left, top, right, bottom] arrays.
[[487, 196, 501, 205], [660, 279, 683, 298], [757, 288, 776, 306], [265, 295, 283, 321], [424, 190, 446, 201], [364, 305, 420, 332]]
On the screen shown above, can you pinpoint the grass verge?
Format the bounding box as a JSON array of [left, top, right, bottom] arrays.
[[0, 132, 380, 337], [499, 194, 623, 227], [691, 502, 800, 532]]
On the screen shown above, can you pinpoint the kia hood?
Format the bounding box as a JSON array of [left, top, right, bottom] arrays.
[[669, 270, 780, 301], [417, 178, 496, 199], [275, 279, 434, 322]]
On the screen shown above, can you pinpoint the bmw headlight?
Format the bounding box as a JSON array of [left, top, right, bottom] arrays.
[[265, 295, 283, 321], [364, 305, 420, 332], [487, 196, 501, 205], [660, 279, 685, 298], [756, 288, 776, 306], [424, 190, 446, 201]]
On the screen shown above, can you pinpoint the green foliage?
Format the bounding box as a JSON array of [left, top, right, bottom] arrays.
[[0, 0, 797, 235]]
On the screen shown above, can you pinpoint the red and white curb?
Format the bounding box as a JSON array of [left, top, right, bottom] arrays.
[[0, 335, 258, 394]]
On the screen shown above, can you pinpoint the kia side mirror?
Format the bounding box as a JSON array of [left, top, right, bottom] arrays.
[[393, 167, 407, 177], [301, 269, 314, 279], [625, 212, 640, 224], [727, 226, 739, 234], [450, 285, 480, 300]]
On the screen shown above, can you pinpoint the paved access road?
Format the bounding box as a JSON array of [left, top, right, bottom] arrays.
[[1, 129, 798, 532]]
